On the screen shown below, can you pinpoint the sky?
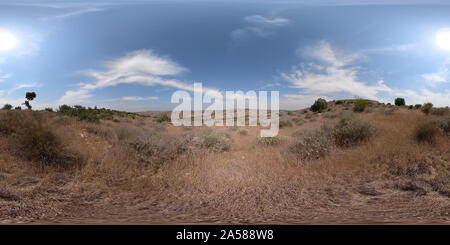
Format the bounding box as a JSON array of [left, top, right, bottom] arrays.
[[0, 0, 450, 111]]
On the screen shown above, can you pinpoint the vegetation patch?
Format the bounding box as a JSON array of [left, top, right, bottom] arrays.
[[333, 113, 376, 147]]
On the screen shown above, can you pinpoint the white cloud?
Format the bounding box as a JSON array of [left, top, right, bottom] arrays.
[[281, 41, 450, 109], [422, 65, 449, 86], [58, 50, 219, 106], [231, 15, 290, 42], [121, 96, 159, 101]]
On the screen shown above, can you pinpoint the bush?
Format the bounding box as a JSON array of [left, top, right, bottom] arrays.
[[15, 121, 75, 165], [2, 104, 12, 110], [129, 132, 189, 165], [395, 98, 405, 106], [198, 130, 232, 152], [57, 104, 139, 122], [310, 98, 328, 112], [335, 100, 343, 105], [14, 106, 21, 110], [279, 120, 293, 128], [238, 129, 248, 135], [415, 121, 437, 144], [288, 124, 333, 160], [154, 113, 171, 123], [258, 135, 285, 147], [353, 99, 369, 112], [422, 103, 433, 115], [430, 107, 449, 116], [333, 113, 376, 147], [414, 104, 422, 109], [44, 107, 53, 112], [0, 111, 79, 165], [432, 116, 450, 136], [0, 111, 24, 135]]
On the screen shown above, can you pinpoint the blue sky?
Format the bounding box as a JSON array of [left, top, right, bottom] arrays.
[[1, 0, 450, 111]]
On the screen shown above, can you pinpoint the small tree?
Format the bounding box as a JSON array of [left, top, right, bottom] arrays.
[[422, 102, 433, 115], [23, 92, 37, 110], [2, 104, 12, 110], [394, 98, 405, 106], [14, 106, 21, 110], [310, 98, 328, 112]]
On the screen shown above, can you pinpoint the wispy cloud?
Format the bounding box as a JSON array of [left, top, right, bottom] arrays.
[[231, 15, 290, 43], [422, 62, 449, 87], [121, 96, 159, 101], [40, 7, 104, 21], [363, 43, 416, 53], [0, 73, 11, 83], [58, 50, 218, 105], [8, 83, 41, 95]]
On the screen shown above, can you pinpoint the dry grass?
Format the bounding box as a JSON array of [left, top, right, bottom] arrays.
[[0, 106, 449, 224]]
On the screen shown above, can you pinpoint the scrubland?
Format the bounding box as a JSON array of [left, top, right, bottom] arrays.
[[0, 101, 449, 224]]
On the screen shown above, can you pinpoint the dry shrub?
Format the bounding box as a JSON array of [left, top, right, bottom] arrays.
[[197, 129, 232, 152], [85, 123, 115, 140], [414, 121, 437, 144], [114, 126, 141, 142], [288, 124, 333, 160], [238, 129, 248, 136], [430, 107, 450, 116], [257, 135, 286, 147], [279, 120, 293, 128], [333, 113, 376, 147], [0, 110, 80, 166], [129, 132, 189, 166], [15, 121, 80, 166], [432, 116, 450, 136]]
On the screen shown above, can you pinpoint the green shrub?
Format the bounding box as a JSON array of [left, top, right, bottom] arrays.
[[353, 99, 369, 112], [14, 106, 21, 110], [335, 100, 343, 105], [2, 104, 12, 110], [57, 104, 139, 122], [310, 98, 328, 112], [44, 107, 54, 112], [394, 98, 405, 106], [414, 104, 422, 109], [333, 113, 376, 147], [279, 120, 293, 128], [408, 105, 413, 109], [415, 121, 437, 144], [422, 103, 433, 115]]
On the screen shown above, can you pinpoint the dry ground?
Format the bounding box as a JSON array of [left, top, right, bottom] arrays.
[[0, 102, 449, 224]]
